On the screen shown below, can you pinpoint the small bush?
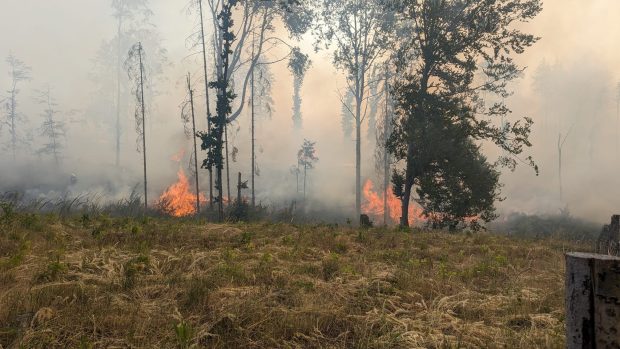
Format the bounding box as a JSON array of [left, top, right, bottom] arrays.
[[321, 253, 340, 281]]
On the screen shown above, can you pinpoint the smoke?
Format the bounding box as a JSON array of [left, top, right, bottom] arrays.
[[1, 0, 620, 224]]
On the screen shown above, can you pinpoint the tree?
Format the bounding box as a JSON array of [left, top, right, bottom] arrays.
[[315, 0, 395, 223], [181, 73, 201, 214], [112, 0, 151, 167], [36, 87, 67, 165], [288, 47, 311, 129], [92, 0, 167, 167], [388, 0, 541, 228], [186, 0, 216, 206], [198, 0, 314, 220], [3, 54, 31, 160], [125, 42, 149, 212], [374, 65, 395, 226], [297, 139, 318, 199], [198, 0, 238, 221]]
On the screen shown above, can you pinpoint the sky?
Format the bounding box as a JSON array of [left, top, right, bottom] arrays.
[[1, 0, 620, 223]]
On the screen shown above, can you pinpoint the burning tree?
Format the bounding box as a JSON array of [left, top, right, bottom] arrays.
[[297, 139, 318, 200], [35, 86, 67, 165], [2, 54, 31, 160], [125, 42, 149, 212]]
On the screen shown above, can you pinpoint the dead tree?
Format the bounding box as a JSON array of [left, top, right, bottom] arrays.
[[558, 122, 576, 201], [182, 73, 201, 214], [3, 55, 31, 160], [125, 42, 149, 212], [36, 86, 66, 165], [111, 0, 152, 167]]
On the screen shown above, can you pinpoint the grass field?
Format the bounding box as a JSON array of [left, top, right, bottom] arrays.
[[0, 211, 591, 348]]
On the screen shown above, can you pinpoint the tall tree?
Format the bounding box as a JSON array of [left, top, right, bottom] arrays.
[[288, 47, 311, 129], [388, 0, 541, 228], [186, 0, 215, 206], [3, 55, 31, 160], [181, 73, 201, 214], [297, 139, 318, 200], [315, 0, 394, 223], [198, 0, 313, 220], [125, 42, 149, 212], [374, 65, 394, 226], [111, 0, 151, 167], [36, 87, 67, 165]]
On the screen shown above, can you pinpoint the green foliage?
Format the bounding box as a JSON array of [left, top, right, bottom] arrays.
[[174, 320, 194, 349], [388, 0, 542, 227]]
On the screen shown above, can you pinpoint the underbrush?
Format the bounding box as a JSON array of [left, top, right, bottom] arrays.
[[0, 211, 588, 348]]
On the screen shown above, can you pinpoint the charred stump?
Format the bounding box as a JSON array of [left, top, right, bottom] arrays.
[[565, 252, 620, 348], [597, 215, 620, 256]]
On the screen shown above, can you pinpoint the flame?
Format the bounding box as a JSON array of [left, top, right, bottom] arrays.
[[159, 168, 205, 217], [362, 179, 425, 225]]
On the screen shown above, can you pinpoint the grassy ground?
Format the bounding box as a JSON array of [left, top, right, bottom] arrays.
[[0, 211, 591, 348]]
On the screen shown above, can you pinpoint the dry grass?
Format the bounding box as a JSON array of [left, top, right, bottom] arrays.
[[0, 212, 591, 348]]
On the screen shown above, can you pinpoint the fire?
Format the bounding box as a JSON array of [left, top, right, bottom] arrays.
[[158, 168, 205, 217], [362, 179, 425, 225]]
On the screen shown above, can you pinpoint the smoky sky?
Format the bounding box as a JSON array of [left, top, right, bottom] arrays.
[[1, 0, 620, 222]]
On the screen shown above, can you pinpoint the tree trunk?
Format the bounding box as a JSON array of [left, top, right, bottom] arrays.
[[225, 122, 231, 204], [198, 0, 213, 207], [138, 43, 148, 213], [355, 97, 362, 223], [383, 68, 390, 226], [188, 74, 200, 215], [400, 142, 415, 227], [251, 35, 256, 207], [237, 172, 242, 204], [304, 164, 307, 200], [10, 89, 16, 161], [116, 15, 123, 167]]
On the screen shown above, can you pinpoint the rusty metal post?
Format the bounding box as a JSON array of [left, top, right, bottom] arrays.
[[566, 252, 620, 348]]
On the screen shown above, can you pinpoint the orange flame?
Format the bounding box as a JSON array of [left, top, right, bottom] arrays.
[[362, 179, 425, 225], [159, 169, 205, 217]]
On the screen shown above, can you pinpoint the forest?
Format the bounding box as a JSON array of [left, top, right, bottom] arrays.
[[1, 0, 620, 347]]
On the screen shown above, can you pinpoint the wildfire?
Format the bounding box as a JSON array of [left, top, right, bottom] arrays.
[[158, 168, 205, 217], [362, 179, 425, 225]]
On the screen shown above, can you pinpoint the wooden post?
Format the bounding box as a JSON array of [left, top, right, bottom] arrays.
[[237, 172, 242, 205], [566, 252, 620, 348]]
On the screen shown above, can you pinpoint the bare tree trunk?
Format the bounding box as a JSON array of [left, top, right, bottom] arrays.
[[138, 43, 148, 213], [9, 88, 16, 161], [558, 133, 563, 201], [237, 172, 242, 204], [225, 123, 231, 204], [355, 97, 362, 223], [187, 74, 201, 215], [116, 14, 123, 167], [198, 0, 214, 207], [304, 164, 307, 200], [251, 35, 256, 207], [383, 70, 390, 226], [400, 143, 415, 227]]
